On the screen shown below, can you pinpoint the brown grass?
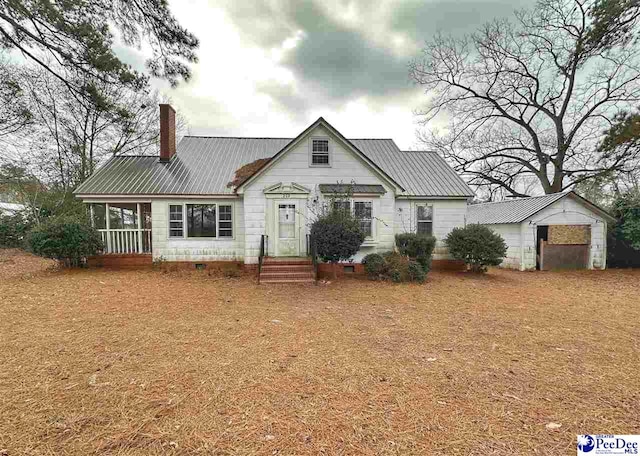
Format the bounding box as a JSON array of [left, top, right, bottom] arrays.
[[1, 249, 639, 455]]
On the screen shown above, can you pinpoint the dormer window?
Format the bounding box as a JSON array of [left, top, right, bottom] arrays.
[[310, 138, 330, 166]]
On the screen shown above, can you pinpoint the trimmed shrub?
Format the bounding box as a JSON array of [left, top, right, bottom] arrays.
[[395, 233, 436, 272], [27, 217, 103, 267], [363, 253, 387, 279], [311, 209, 365, 278], [445, 224, 507, 272]]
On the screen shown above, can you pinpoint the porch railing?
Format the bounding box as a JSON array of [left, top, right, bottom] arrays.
[[98, 229, 152, 254]]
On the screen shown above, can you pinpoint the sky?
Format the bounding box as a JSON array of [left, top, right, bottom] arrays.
[[127, 0, 532, 149]]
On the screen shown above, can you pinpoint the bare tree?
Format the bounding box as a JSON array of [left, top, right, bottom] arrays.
[[13, 66, 187, 190], [0, 57, 31, 139], [410, 0, 640, 199]]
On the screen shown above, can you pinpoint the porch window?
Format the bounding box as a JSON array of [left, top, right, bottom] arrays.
[[187, 204, 216, 237], [169, 204, 184, 237], [109, 203, 138, 229], [311, 138, 330, 166], [91, 203, 107, 229], [417, 205, 433, 235], [354, 201, 373, 237]]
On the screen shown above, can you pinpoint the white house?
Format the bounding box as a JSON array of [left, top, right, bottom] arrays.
[[467, 192, 615, 271], [74, 105, 474, 280]]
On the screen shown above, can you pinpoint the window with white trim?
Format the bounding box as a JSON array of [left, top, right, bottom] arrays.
[[417, 205, 433, 235], [332, 200, 351, 214], [331, 199, 374, 238], [218, 205, 233, 237], [168, 203, 233, 238], [354, 201, 373, 237], [311, 138, 330, 165], [169, 205, 183, 237]]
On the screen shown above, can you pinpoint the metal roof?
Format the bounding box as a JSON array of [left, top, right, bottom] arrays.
[[75, 137, 474, 197], [318, 184, 386, 194], [467, 193, 569, 224]]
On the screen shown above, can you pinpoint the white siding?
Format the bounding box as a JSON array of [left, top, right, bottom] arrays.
[[242, 125, 397, 264], [486, 224, 522, 270], [151, 199, 244, 262], [394, 199, 467, 259]]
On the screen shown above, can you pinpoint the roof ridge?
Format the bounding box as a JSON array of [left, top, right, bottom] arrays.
[[469, 192, 568, 207], [183, 135, 395, 140], [183, 135, 294, 139]]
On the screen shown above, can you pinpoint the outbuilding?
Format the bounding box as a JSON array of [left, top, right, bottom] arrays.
[[467, 192, 616, 271]]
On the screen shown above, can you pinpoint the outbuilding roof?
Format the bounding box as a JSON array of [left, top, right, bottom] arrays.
[[75, 137, 474, 198], [467, 192, 615, 224]]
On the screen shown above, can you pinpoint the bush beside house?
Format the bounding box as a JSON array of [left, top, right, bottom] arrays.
[[310, 209, 365, 279], [445, 224, 507, 272], [363, 233, 436, 283], [27, 217, 103, 267]]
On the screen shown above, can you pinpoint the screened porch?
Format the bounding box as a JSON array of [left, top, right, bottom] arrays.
[[89, 203, 152, 254]]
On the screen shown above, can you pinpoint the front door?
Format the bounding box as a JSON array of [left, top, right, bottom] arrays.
[[276, 201, 300, 256]]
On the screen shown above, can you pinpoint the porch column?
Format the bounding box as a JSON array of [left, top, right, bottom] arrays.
[[89, 204, 95, 228], [105, 203, 111, 253], [136, 203, 143, 254]]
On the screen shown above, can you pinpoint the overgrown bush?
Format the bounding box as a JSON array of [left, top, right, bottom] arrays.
[[608, 190, 640, 267], [445, 224, 507, 272], [363, 251, 426, 283], [27, 217, 103, 267], [311, 209, 365, 278], [0, 212, 32, 247], [395, 233, 436, 272]]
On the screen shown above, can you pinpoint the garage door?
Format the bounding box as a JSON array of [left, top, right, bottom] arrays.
[[540, 225, 590, 270]]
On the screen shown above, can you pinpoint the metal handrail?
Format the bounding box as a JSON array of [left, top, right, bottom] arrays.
[[309, 234, 318, 284], [258, 234, 267, 283]]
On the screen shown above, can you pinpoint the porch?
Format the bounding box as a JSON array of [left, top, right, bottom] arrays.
[[89, 203, 152, 255]]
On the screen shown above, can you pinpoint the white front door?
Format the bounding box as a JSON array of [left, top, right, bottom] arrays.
[[275, 201, 300, 256]]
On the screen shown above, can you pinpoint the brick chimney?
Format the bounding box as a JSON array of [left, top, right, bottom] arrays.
[[159, 104, 176, 162]]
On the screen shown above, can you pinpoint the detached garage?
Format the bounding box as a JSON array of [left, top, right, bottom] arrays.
[[467, 191, 616, 271]]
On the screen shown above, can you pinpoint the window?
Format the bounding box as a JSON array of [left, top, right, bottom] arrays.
[[417, 205, 433, 235], [169, 205, 183, 237], [187, 204, 216, 237], [332, 200, 351, 214], [169, 203, 233, 238], [218, 205, 233, 237], [311, 138, 330, 165], [354, 201, 373, 237]]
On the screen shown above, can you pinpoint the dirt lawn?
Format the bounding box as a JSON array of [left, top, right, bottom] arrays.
[[1, 249, 639, 455]]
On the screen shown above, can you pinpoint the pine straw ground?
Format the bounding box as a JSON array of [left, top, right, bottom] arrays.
[[0, 249, 639, 456]]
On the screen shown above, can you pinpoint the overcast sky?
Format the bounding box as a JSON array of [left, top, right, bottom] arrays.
[[135, 0, 532, 149]]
